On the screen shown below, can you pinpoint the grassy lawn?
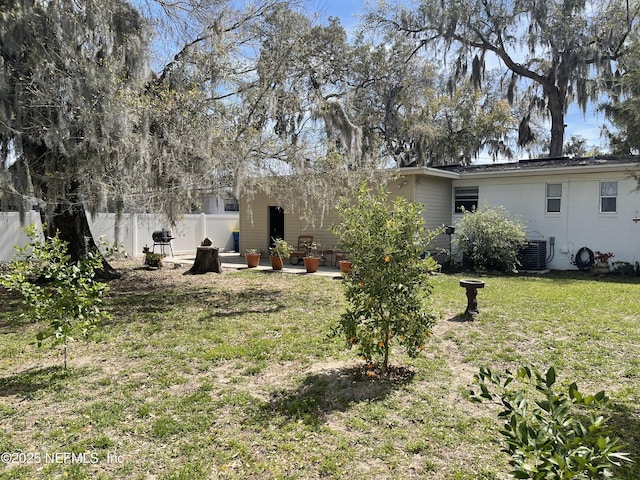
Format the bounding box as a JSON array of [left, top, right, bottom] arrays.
[[0, 262, 638, 479]]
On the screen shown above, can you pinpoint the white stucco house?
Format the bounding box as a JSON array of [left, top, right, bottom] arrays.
[[443, 156, 640, 270], [238, 155, 640, 271]]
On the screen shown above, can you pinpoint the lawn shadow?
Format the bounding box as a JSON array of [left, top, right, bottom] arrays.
[[106, 285, 286, 325], [256, 364, 415, 427], [0, 291, 31, 333], [0, 313, 33, 334], [0, 365, 72, 398], [518, 271, 640, 285], [447, 312, 477, 323], [198, 287, 286, 319], [609, 402, 640, 478]]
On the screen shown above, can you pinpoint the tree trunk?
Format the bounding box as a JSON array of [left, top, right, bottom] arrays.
[[43, 182, 120, 280], [382, 322, 390, 374], [185, 246, 223, 274], [547, 87, 566, 158]]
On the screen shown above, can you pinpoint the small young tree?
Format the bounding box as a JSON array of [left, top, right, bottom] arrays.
[[0, 225, 110, 369], [331, 184, 438, 374], [453, 204, 527, 272]]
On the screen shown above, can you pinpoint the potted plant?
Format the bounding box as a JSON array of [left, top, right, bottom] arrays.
[[245, 248, 261, 268], [594, 251, 614, 272], [338, 258, 352, 274], [303, 242, 322, 273], [269, 238, 293, 270]]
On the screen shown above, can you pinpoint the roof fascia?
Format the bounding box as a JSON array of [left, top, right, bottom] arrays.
[[453, 162, 640, 179], [391, 167, 461, 179]]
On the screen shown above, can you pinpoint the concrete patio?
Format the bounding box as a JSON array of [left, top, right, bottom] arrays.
[[164, 251, 346, 279]]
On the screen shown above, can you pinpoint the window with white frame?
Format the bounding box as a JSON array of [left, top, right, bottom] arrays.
[[454, 187, 478, 213], [546, 183, 562, 213], [599, 181, 618, 213]]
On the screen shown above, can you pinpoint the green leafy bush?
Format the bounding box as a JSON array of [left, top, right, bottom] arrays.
[[269, 238, 293, 258], [470, 365, 632, 479], [0, 225, 110, 368], [453, 204, 526, 272], [330, 184, 438, 374], [611, 261, 638, 276]]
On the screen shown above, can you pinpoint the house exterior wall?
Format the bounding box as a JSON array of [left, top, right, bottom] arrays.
[[198, 192, 240, 214], [238, 175, 454, 259], [239, 190, 343, 256], [415, 175, 454, 252], [452, 169, 640, 270], [282, 214, 341, 255], [239, 162, 640, 271], [239, 191, 271, 254]]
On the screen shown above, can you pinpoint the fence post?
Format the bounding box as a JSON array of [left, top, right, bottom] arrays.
[[132, 213, 138, 257], [200, 212, 207, 241]]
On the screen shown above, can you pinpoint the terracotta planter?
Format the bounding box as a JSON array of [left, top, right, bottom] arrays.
[[339, 260, 352, 274], [303, 257, 320, 273], [270, 255, 284, 270], [245, 253, 261, 268]]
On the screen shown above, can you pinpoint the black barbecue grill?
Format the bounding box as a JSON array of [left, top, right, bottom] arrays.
[[152, 230, 174, 257]]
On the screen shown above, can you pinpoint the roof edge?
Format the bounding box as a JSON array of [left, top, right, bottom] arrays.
[[431, 155, 640, 177]]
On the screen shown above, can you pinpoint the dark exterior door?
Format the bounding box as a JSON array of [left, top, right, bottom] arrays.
[[268, 206, 285, 246]]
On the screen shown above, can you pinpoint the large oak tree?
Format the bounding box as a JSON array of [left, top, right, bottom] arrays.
[[378, 0, 639, 157], [0, 0, 149, 274], [0, 0, 298, 267], [349, 36, 515, 166], [603, 38, 640, 154]]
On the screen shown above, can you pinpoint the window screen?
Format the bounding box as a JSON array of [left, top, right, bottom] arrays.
[[546, 183, 562, 213], [600, 181, 617, 213], [454, 187, 478, 213]]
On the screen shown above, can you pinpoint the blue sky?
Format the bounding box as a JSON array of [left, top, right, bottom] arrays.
[[313, 0, 611, 158], [315, 0, 364, 28]]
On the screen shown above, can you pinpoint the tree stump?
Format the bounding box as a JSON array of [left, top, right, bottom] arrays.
[[185, 246, 222, 274]]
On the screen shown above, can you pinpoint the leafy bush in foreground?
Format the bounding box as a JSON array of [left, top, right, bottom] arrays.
[[471, 365, 632, 479]]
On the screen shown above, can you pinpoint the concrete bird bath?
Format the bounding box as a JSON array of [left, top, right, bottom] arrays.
[[460, 279, 485, 316]]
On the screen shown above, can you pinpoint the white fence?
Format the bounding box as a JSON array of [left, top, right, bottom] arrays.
[[0, 211, 239, 262]]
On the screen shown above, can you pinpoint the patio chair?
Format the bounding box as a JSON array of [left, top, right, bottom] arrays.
[[290, 235, 313, 265]]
